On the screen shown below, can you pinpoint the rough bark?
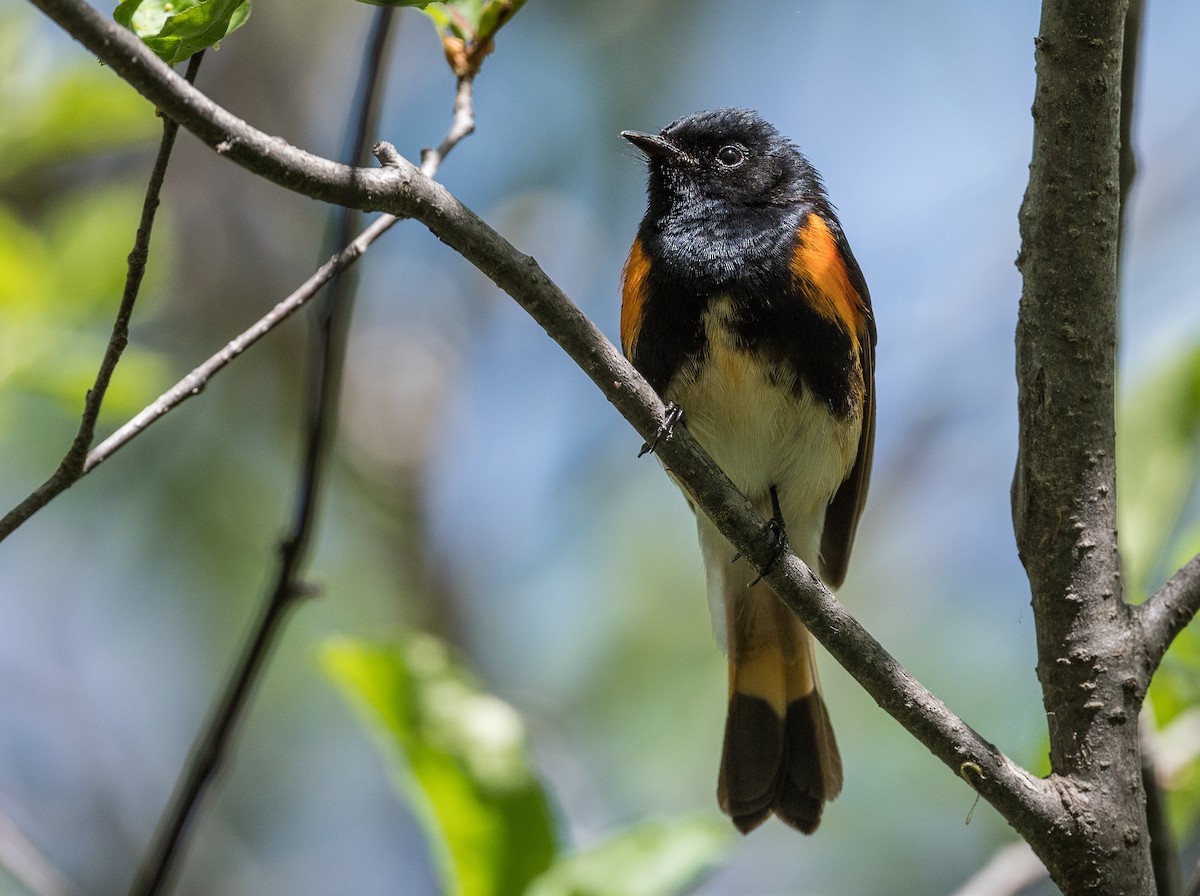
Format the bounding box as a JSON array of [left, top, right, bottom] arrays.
[[1013, 0, 1154, 891]]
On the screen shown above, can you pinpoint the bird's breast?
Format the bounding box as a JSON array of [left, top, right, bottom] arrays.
[[666, 296, 862, 529]]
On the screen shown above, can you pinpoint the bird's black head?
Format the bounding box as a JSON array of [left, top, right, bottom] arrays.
[[623, 108, 829, 284], [623, 108, 825, 227]]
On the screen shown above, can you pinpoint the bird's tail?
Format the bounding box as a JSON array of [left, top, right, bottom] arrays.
[[716, 575, 842, 834]]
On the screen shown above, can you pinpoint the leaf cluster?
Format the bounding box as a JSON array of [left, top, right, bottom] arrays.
[[114, 0, 250, 65], [323, 636, 731, 896]]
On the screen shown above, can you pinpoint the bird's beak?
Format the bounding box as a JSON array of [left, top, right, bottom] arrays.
[[621, 130, 684, 162]]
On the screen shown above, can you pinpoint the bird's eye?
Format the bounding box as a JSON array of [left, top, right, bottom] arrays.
[[715, 145, 745, 168]]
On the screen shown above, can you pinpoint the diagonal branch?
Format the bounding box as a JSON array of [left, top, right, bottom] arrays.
[[0, 807, 76, 896], [83, 211, 397, 476], [28, 0, 1065, 844], [0, 50, 204, 543], [950, 841, 1047, 896], [1137, 551, 1200, 674]]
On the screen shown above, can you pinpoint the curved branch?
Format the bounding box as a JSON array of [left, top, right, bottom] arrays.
[[1137, 551, 1200, 675], [30, 0, 383, 214], [29, 0, 1062, 843]]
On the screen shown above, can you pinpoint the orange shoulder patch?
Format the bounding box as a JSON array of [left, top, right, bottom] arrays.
[[620, 238, 652, 358], [790, 213, 868, 349]]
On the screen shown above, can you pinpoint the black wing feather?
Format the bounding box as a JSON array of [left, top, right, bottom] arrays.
[[819, 231, 876, 589]]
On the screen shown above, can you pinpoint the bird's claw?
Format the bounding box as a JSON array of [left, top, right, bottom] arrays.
[[638, 402, 684, 457]]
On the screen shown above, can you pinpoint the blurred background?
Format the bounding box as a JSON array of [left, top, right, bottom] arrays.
[[2, 0, 1199, 893]]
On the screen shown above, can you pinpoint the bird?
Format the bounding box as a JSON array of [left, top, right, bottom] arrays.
[[620, 107, 875, 834]]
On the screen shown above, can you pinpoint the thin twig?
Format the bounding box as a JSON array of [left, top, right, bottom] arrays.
[[0, 807, 76, 896], [949, 841, 1047, 896], [1185, 860, 1200, 896], [125, 14, 482, 896], [123, 13, 398, 894], [1117, 0, 1142, 256], [73, 82, 479, 477], [0, 51, 204, 543], [421, 76, 474, 174], [1142, 720, 1184, 896], [84, 212, 395, 473]]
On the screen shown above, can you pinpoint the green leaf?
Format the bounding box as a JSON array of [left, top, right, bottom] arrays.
[[352, 0, 524, 45], [354, 0, 461, 6], [476, 0, 525, 41], [321, 636, 556, 896], [114, 0, 251, 65], [524, 817, 732, 896], [351, 0, 523, 77]]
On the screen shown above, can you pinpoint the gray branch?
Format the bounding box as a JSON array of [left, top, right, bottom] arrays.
[[1137, 551, 1200, 674]]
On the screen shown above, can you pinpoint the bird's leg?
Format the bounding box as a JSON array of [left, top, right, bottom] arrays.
[[637, 402, 684, 457], [746, 485, 788, 586]]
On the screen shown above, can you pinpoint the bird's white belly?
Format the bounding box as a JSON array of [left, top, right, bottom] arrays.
[[667, 298, 859, 566]]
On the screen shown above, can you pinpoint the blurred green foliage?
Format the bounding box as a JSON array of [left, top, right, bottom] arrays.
[[1117, 342, 1200, 833], [0, 21, 159, 182], [1118, 344, 1200, 601], [322, 635, 732, 896], [525, 818, 731, 896], [323, 636, 558, 896], [0, 14, 168, 446], [114, 0, 251, 65]]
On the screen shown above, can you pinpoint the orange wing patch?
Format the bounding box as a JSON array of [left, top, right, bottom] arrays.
[[620, 238, 651, 358], [790, 213, 868, 349]]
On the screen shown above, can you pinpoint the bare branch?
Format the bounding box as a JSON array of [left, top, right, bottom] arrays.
[[61, 123, 485, 488], [0, 807, 76, 896], [83, 211, 395, 475], [0, 51, 204, 543], [950, 841, 1047, 896], [1012, 0, 1154, 888], [1142, 719, 1184, 896], [124, 11, 402, 896], [1137, 551, 1200, 675], [1013, 0, 1126, 763], [37, 39, 482, 486]]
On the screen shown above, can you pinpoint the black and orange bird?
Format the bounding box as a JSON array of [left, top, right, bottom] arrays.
[[620, 108, 876, 834]]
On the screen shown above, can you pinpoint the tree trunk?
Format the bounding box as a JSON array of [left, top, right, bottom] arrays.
[[1013, 0, 1154, 891]]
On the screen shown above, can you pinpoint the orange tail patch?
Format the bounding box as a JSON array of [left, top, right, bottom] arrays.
[[718, 593, 841, 834]]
